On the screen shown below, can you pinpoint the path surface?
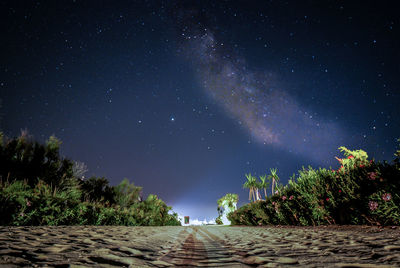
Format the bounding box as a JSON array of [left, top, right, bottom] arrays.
[[1, 225, 400, 267]]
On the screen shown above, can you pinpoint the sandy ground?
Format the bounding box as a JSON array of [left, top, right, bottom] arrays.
[[0, 225, 400, 267]]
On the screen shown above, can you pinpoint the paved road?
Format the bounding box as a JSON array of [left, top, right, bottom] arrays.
[[1, 225, 400, 267]]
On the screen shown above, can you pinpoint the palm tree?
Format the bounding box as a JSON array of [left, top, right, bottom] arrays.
[[267, 168, 280, 195], [243, 173, 257, 202], [252, 175, 263, 201], [259, 175, 270, 199], [243, 173, 253, 202]]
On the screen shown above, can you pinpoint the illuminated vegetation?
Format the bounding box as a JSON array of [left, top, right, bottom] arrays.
[[230, 144, 400, 226], [216, 193, 238, 224], [0, 132, 180, 226]]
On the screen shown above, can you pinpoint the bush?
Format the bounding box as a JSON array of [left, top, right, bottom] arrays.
[[0, 132, 74, 188], [0, 132, 180, 226], [80, 177, 115, 205], [229, 145, 400, 226], [113, 178, 142, 208], [0, 179, 181, 226]]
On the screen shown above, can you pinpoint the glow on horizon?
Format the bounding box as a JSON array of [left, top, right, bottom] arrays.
[[170, 204, 218, 225], [177, 214, 216, 226]]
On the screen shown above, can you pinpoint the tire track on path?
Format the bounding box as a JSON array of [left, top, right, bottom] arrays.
[[159, 226, 250, 267]]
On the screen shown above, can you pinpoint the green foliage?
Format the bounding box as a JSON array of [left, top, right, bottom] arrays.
[[259, 175, 270, 198], [0, 131, 74, 187], [46, 135, 62, 155], [230, 145, 400, 226], [0, 133, 180, 226], [267, 168, 280, 195], [0, 178, 180, 226], [128, 194, 181, 226], [58, 177, 82, 202], [217, 193, 238, 224], [243, 173, 256, 190], [215, 216, 223, 225], [243, 169, 280, 202], [243, 173, 258, 202], [338, 146, 368, 162], [113, 178, 142, 208], [229, 201, 272, 226], [80, 177, 115, 205], [217, 193, 238, 210]]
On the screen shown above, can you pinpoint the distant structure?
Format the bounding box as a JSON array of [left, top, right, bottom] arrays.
[[184, 216, 189, 225]]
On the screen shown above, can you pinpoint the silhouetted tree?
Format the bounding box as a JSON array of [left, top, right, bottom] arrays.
[[0, 131, 74, 187], [114, 178, 142, 208], [80, 176, 115, 205]]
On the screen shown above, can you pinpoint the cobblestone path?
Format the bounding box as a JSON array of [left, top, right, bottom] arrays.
[[1, 225, 400, 267]]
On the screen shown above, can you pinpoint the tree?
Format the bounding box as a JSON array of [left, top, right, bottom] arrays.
[[259, 175, 270, 199], [243, 173, 254, 202], [113, 178, 142, 208], [80, 177, 115, 205], [243, 173, 258, 202], [216, 207, 223, 225], [217, 193, 239, 210], [254, 176, 262, 201], [217, 193, 238, 225], [0, 131, 74, 187], [267, 168, 280, 195]]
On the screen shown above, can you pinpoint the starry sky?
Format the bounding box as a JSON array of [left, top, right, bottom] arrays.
[[1, 1, 399, 220]]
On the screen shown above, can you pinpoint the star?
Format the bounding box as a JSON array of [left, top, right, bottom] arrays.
[[2, 0, 398, 222]]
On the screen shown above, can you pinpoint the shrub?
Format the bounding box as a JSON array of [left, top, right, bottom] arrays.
[[229, 145, 400, 226], [130, 195, 181, 226], [113, 178, 142, 208], [0, 132, 181, 226], [0, 132, 74, 188], [80, 176, 115, 205], [0, 179, 181, 226]]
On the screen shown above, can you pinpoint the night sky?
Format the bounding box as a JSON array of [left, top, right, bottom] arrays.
[[1, 1, 399, 220]]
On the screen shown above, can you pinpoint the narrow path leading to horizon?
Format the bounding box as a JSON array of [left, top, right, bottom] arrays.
[[1, 225, 400, 267]]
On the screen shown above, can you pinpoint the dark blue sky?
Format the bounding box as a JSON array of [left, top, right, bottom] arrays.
[[1, 1, 399, 220]]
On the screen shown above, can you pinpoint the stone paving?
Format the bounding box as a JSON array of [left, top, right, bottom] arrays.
[[0, 225, 400, 267]]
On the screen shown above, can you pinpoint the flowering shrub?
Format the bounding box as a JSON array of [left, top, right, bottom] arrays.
[[369, 201, 378, 211], [382, 193, 392, 202], [229, 145, 400, 226]]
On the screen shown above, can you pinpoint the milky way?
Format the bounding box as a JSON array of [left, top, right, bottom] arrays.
[[180, 29, 346, 163]]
